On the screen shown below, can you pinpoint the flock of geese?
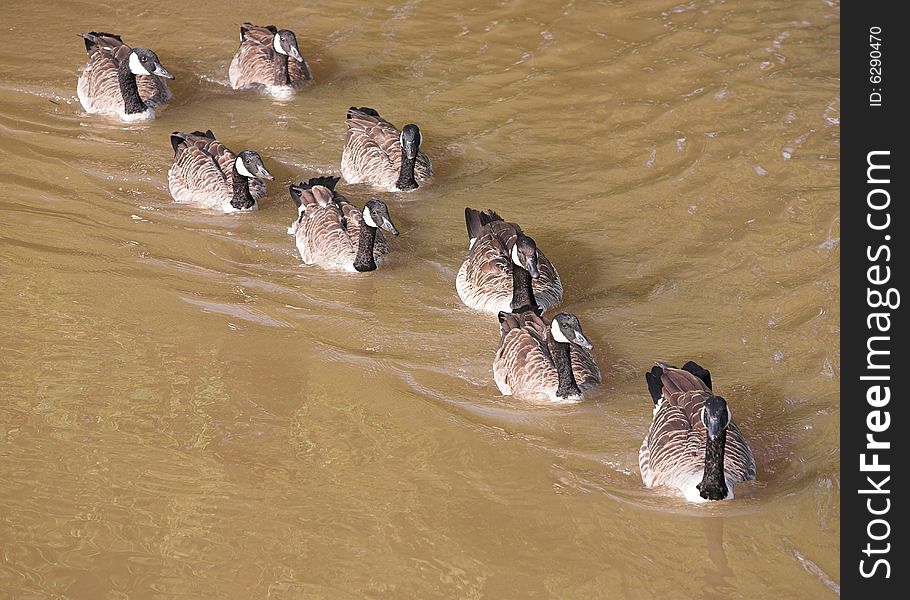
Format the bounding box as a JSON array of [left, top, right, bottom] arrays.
[[74, 24, 757, 503]]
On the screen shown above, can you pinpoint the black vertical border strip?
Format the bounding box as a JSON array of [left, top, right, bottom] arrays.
[[841, 3, 904, 597]]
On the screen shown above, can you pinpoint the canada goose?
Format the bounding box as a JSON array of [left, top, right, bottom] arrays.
[[341, 107, 433, 192], [288, 176, 399, 272], [76, 32, 174, 121], [167, 130, 273, 212], [229, 23, 313, 96], [494, 310, 601, 402], [455, 208, 563, 313], [639, 361, 756, 502]]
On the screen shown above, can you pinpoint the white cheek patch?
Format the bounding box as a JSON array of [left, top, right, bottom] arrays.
[[362, 207, 378, 228], [273, 35, 287, 55], [129, 53, 151, 75], [235, 157, 255, 178], [510, 244, 523, 267], [550, 320, 571, 343]]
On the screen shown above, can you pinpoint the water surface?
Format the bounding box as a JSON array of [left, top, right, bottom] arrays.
[[1, 0, 840, 597]]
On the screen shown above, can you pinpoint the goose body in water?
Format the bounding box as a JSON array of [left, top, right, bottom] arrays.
[[494, 310, 601, 402], [76, 32, 174, 121], [456, 208, 562, 314], [639, 361, 756, 502], [167, 130, 272, 212], [229, 23, 312, 97], [288, 176, 399, 272], [341, 107, 433, 192]]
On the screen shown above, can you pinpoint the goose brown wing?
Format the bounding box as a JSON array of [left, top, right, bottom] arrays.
[[345, 110, 401, 169], [288, 55, 314, 82], [531, 249, 562, 309], [494, 312, 557, 397], [171, 133, 232, 196], [641, 389, 709, 486], [296, 188, 356, 265], [79, 40, 129, 110], [414, 150, 433, 180], [570, 346, 602, 391], [137, 73, 172, 108], [461, 229, 512, 296], [233, 42, 283, 87], [723, 420, 757, 483]]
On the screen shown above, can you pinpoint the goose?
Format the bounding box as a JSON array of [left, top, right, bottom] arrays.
[[494, 309, 601, 402], [288, 176, 399, 272], [639, 361, 756, 502], [167, 130, 273, 212], [341, 107, 433, 192], [229, 23, 313, 96], [76, 31, 174, 121], [455, 208, 562, 313]]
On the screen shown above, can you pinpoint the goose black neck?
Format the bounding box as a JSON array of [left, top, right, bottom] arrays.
[[698, 430, 728, 501], [396, 150, 418, 191], [510, 265, 538, 312], [117, 60, 147, 115], [230, 168, 256, 210], [551, 338, 582, 399], [353, 223, 378, 272], [276, 53, 291, 85]]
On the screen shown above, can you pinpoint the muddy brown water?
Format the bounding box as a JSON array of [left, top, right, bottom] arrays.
[[1, 0, 840, 597]]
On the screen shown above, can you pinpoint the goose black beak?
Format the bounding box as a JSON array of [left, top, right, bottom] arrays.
[[153, 64, 175, 80], [525, 257, 540, 279], [381, 217, 399, 236], [256, 165, 274, 180], [705, 414, 724, 440], [573, 331, 593, 350]]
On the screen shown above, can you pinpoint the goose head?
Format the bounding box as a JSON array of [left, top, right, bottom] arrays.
[[550, 313, 593, 350], [702, 395, 731, 440], [362, 200, 399, 235], [234, 151, 274, 181], [510, 234, 540, 278], [128, 48, 174, 79], [399, 124, 422, 160], [273, 30, 304, 63]]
